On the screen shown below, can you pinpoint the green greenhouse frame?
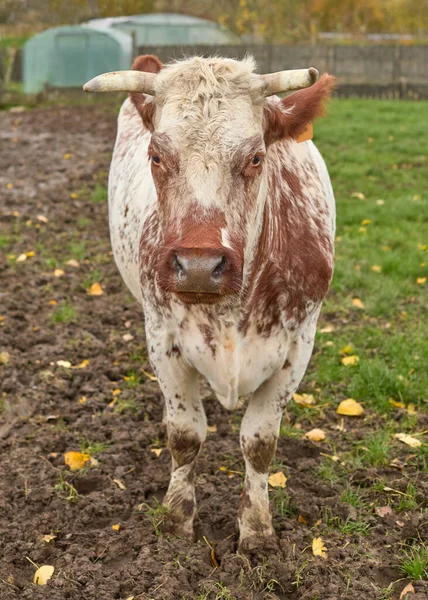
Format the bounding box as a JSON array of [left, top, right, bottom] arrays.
[[23, 25, 132, 94]]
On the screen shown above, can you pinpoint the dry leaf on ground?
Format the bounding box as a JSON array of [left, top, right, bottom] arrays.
[[42, 534, 57, 543], [33, 565, 54, 585], [54, 269, 64, 277], [113, 479, 126, 490], [64, 451, 90, 471], [341, 355, 359, 366], [337, 399, 364, 416], [268, 471, 287, 488], [65, 259, 79, 267], [293, 393, 316, 406], [352, 298, 365, 309], [305, 428, 326, 442], [150, 448, 163, 457], [375, 506, 393, 518], [400, 583, 415, 599], [312, 537, 327, 558], [394, 433, 422, 448], [56, 360, 72, 368], [112, 523, 120, 531], [88, 282, 103, 296]]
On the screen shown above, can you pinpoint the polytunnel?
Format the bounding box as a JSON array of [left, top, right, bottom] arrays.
[[87, 13, 239, 46], [23, 25, 132, 94]]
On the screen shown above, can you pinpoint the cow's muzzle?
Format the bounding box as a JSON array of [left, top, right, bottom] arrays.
[[158, 247, 242, 303]]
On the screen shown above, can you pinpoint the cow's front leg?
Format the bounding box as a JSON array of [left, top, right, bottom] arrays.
[[149, 335, 206, 539], [238, 320, 318, 547]]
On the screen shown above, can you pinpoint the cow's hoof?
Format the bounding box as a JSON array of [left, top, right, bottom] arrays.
[[238, 532, 279, 556], [164, 515, 195, 540]]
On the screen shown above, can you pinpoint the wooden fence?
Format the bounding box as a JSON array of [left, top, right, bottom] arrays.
[[3, 44, 428, 99]]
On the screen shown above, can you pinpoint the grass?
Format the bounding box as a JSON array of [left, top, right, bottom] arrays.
[[139, 498, 169, 537], [51, 301, 78, 324], [91, 184, 108, 204], [309, 99, 428, 415], [53, 472, 79, 503], [399, 543, 428, 580]]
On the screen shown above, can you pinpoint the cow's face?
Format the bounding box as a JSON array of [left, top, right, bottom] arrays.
[[134, 57, 268, 304], [122, 55, 334, 305]]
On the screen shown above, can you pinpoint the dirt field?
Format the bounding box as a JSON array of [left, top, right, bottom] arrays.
[[0, 104, 426, 600]]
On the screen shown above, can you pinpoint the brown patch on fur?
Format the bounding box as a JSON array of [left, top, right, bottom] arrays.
[[238, 481, 252, 519], [130, 55, 163, 132], [282, 359, 291, 370], [263, 74, 335, 146], [243, 436, 277, 474], [169, 429, 202, 468]]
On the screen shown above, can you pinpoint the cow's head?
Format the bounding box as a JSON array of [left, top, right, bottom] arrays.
[[84, 56, 334, 305]]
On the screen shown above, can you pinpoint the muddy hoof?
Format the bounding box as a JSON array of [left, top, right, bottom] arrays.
[[238, 532, 279, 556]]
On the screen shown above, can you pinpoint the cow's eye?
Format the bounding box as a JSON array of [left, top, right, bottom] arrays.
[[151, 155, 161, 165], [251, 154, 262, 166]]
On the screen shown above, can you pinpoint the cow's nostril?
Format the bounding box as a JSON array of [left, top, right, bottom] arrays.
[[172, 253, 185, 276], [212, 256, 227, 280]]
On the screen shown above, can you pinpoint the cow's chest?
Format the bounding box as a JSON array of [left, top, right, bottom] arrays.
[[167, 305, 290, 408]]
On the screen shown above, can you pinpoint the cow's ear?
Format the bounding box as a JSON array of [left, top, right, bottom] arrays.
[[130, 54, 163, 132], [263, 74, 335, 146]]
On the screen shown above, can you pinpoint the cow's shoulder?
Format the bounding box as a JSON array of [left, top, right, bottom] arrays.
[[240, 141, 334, 336]]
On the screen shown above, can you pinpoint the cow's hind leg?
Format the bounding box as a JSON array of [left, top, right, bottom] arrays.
[[148, 334, 206, 539], [238, 319, 319, 548]]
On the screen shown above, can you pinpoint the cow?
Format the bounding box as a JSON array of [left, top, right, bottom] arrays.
[[83, 54, 335, 548]]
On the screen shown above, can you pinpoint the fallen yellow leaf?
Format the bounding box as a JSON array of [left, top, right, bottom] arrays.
[[151, 448, 163, 457], [341, 355, 359, 366], [88, 282, 103, 296], [305, 428, 326, 442], [340, 345, 354, 355], [406, 403, 416, 415], [371, 265, 382, 273], [207, 424, 217, 433], [141, 368, 157, 381], [388, 398, 405, 409], [73, 359, 89, 369], [33, 565, 54, 585], [361, 219, 371, 225], [112, 523, 120, 531], [418, 244, 427, 251], [400, 583, 415, 599], [337, 399, 364, 416], [416, 277, 426, 285], [7, 182, 13, 189], [63, 153, 71, 159], [268, 471, 287, 489], [65, 259, 80, 268], [26, 251, 35, 257], [394, 433, 421, 448], [16, 253, 27, 262], [70, 192, 78, 199], [49, 299, 57, 305], [351, 192, 365, 200], [312, 537, 327, 558], [36, 215, 48, 223], [113, 479, 126, 490], [54, 269, 64, 277], [297, 514, 308, 525], [56, 360, 72, 368], [376, 199, 385, 205], [112, 388, 121, 396], [78, 396, 87, 404], [64, 451, 90, 471], [352, 298, 364, 309], [42, 534, 57, 543], [320, 325, 335, 333], [0, 351, 10, 365], [293, 393, 316, 406]]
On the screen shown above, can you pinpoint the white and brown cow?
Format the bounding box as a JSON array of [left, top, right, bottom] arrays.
[[84, 55, 335, 546]]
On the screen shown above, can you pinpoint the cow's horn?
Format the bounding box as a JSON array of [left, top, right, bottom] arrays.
[[261, 67, 319, 95], [83, 70, 156, 94]]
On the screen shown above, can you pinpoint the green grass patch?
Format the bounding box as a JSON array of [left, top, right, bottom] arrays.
[[399, 543, 428, 580], [308, 99, 428, 415], [51, 301, 78, 324], [91, 184, 108, 204]]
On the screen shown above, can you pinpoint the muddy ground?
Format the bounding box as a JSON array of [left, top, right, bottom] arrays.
[[0, 104, 426, 600]]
